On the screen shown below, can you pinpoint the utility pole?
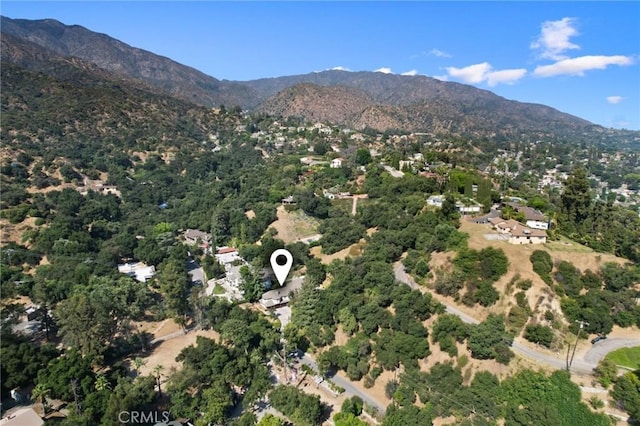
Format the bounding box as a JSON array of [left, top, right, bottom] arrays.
[[567, 320, 589, 371]]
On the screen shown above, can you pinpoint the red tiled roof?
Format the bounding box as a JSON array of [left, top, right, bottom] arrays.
[[216, 247, 237, 254]]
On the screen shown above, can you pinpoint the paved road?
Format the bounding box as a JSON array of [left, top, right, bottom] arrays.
[[584, 338, 640, 365], [392, 263, 640, 375], [300, 354, 387, 414]]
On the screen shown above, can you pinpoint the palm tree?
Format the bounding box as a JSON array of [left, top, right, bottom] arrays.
[[31, 383, 50, 417], [94, 373, 111, 392], [132, 357, 146, 377], [152, 365, 164, 397]]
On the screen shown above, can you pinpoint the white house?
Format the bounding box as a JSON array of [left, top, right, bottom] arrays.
[[427, 195, 444, 208], [456, 201, 482, 214], [526, 220, 549, 230], [215, 247, 240, 265], [118, 262, 156, 282], [330, 158, 344, 168]]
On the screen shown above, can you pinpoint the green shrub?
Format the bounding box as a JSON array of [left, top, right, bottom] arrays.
[[524, 324, 554, 348]]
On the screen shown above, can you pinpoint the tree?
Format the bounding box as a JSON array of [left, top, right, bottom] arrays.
[[258, 414, 285, 426], [467, 315, 513, 363], [198, 381, 234, 426], [152, 365, 164, 397], [132, 357, 146, 376], [593, 358, 619, 388], [54, 292, 117, 357], [561, 168, 592, 227], [383, 400, 434, 426], [440, 194, 459, 222], [524, 324, 554, 348], [158, 259, 190, 323], [611, 371, 640, 421], [31, 383, 51, 415], [334, 412, 368, 426], [0, 335, 58, 395], [94, 373, 111, 392], [531, 250, 553, 285], [355, 148, 372, 166], [341, 396, 364, 416]]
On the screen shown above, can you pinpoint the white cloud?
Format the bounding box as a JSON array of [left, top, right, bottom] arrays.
[[486, 69, 528, 86], [329, 66, 351, 72], [445, 62, 492, 84], [533, 55, 633, 77], [445, 62, 526, 86], [401, 70, 418, 76], [429, 48, 452, 58], [374, 67, 394, 74], [606, 96, 623, 104], [531, 17, 580, 60]]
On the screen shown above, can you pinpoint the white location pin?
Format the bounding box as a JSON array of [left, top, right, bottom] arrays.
[[270, 249, 293, 286]]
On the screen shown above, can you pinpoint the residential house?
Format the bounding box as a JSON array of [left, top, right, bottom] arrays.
[[509, 225, 548, 245], [488, 217, 547, 244], [330, 158, 344, 168], [456, 201, 482, 214], [427, 195, 445, 208], [215, 247, 240, 265], [281, 195, 296, 205], [118, 262, 156, 282], [183, 229, 212, 247], [504, 202, 549, 230]]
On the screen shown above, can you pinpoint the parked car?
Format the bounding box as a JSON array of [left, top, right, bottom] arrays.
[[591, 336, 607, 344]]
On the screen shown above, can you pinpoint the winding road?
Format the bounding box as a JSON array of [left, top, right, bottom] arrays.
[[393, 263, 640, 375]]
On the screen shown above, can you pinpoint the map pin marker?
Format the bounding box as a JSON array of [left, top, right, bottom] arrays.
[[270, 249, 293, 286]]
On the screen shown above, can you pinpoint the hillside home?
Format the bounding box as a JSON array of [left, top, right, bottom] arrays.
[[509, 225, 548, 245], [184, 229, 212, 247], [77, 178, 121, 197], [215, 247, 240, 265], [488, 217, 547, 244], [456, 201, 482, 214], [118, 262, 155, 282], [281, 195, 296, 205], [330, 158, 344, 168], [489, 217, 521, 234], [504, 202, 549, 230], [427, 195, 444, 207]]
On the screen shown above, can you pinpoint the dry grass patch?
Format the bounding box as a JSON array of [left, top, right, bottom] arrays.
[[456, 220, 630, 322], [266, 205, 320, 244]]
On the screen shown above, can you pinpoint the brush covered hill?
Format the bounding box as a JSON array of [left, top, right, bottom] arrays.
[[4, 15, 637, 142], [0, 15, 258, 108], [248, 70, 596, 135], [0, 32, 247, 163]]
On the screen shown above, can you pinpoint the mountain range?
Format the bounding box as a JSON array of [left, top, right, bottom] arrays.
[[0, 16, 616, 137]]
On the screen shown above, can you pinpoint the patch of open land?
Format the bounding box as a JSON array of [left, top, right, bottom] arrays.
[[266, 205, 321, 244]]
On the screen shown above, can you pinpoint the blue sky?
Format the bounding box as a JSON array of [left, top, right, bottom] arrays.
[[2, 1, 639, 130]]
